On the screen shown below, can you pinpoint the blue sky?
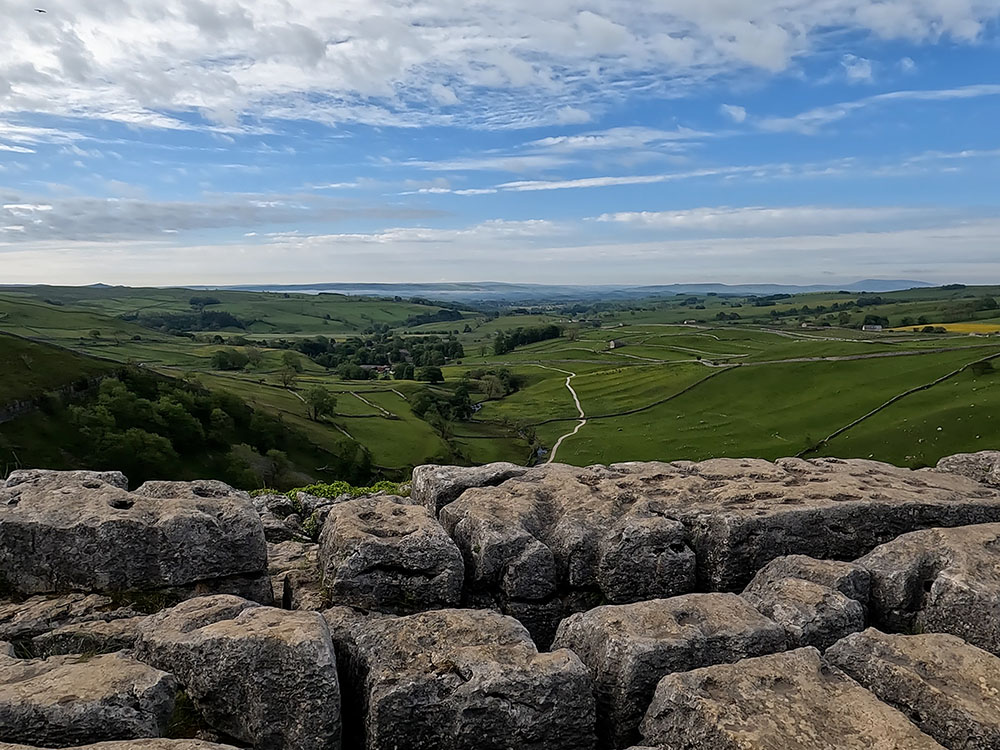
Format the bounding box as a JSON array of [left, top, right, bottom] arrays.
[[1, 1, 999, 285]]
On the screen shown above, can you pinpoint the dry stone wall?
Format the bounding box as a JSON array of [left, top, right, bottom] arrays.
[[2, 453, 1000, 749]]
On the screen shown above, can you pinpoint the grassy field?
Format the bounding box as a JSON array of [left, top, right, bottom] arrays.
[[0, 333, 117, 404], [3, 283, 1000, 481]]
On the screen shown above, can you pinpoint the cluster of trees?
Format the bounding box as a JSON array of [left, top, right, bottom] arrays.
[[411, 385, 473, 434], [125, 309, 247, 334], [188, 296, 221, 309], [393, 363, 444, 383], [493, 324, 562, 355], [59, 367, 368, 488], [279, 333, 463, 380], [463, 367, 523, 399], [401, 309, 464, 327]]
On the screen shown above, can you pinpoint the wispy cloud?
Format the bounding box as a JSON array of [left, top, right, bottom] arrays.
[[759, 83, 1000, 133], [2, 1, 998, 132]]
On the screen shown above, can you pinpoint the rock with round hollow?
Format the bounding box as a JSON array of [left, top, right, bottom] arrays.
[[0, 651, 176, 747], [0, 472, 269, 601], [827, 628, 1000, 750], [133, 595, 341, 750], [640, 647, 945, 750], [329, 607, 596, 750], [858, 523, 1000, 655], [319, 496, 463, 614], [552, 593, 787, 748]]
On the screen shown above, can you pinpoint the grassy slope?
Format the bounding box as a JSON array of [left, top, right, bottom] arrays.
[[0, 333, 117, 404]]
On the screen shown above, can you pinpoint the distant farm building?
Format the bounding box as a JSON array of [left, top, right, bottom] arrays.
[[862, 324, 884, 332], [608, 339, 627, 350]]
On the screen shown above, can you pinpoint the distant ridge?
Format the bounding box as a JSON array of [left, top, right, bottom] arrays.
[[196, 279, 934, 303]]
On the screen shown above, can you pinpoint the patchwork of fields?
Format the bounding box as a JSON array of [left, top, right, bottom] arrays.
[[2, 283, 999, 486]]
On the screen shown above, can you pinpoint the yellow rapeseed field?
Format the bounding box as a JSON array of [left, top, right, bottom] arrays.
[[890, 322, 1000, 334]]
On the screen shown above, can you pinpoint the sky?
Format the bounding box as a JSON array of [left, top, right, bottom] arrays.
[[1, 1, 999, 286]]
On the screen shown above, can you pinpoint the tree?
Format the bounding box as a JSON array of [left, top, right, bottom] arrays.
[[394, 362, 415, 380], [417, 366, 444, 384], [245, 346, 263, 368], [480, 374, 505, 400], [277, 367, 298, 388], [304, 387, 337, 421], [281, 351, 304, 373]]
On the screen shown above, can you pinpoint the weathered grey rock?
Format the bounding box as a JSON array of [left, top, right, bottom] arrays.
[[859, 523, 1000, 655], [296, 491, 348, 516], [744, 554, 871, 607], [640, 647, 946, 750], [441, 458, 1000, 603], [827, 629, 1000, 750], [33, 616, 146, 657], [256, 492, 297, 518], [440, 464, 698, 643], [4, 469, 129, 491], [319, 496, 463, 614], [268, 541, 325, 610], [0, 593, 140, 644], [935, 451, 1000, 487], [133, 595, 341, 750], [0, 473, 269, 601], [0, 651, 176, 746], [330, 607, 596, 750], [411, 462, 528, 514], [0, 742, 240, 749], [742, 577, 865, 650], [260, 511, 311, 543], [552, 593, 787, 748]]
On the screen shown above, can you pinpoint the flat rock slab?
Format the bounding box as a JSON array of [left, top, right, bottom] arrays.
[[440, 458, 1000, 604], [743, 554, 871, 607], [742, 577, 865, 650], [553, 593, 787, 748], [33, 616, 146, 657], [827, 629, 1000, 750], [858, 523, 1000, 654], [330, 607, 596, 750], [935, 451, 1000, 487], [319, 496, 463, 614], [133, 595, 341, 750], [0, 651, 175, 747], [0, 742, 240, 749], [640, 647, 946, 750], [0, 473, 268, 599], [412, 462, 529, 515], [0, 593, 140, 644]]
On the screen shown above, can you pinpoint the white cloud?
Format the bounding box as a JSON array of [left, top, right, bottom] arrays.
[[593, 205, 944, 236], [759, 83, 1000, 133], [900, 56, 917, 73], [0, 1, 997, 132], [720, 104, 747, 123], [841, 54, 873, 83], [527, 126, 709, 152], [0, 191, 441, 242]]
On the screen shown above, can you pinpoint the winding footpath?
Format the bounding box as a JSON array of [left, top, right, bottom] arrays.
[[534, 365, 587, 464]]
